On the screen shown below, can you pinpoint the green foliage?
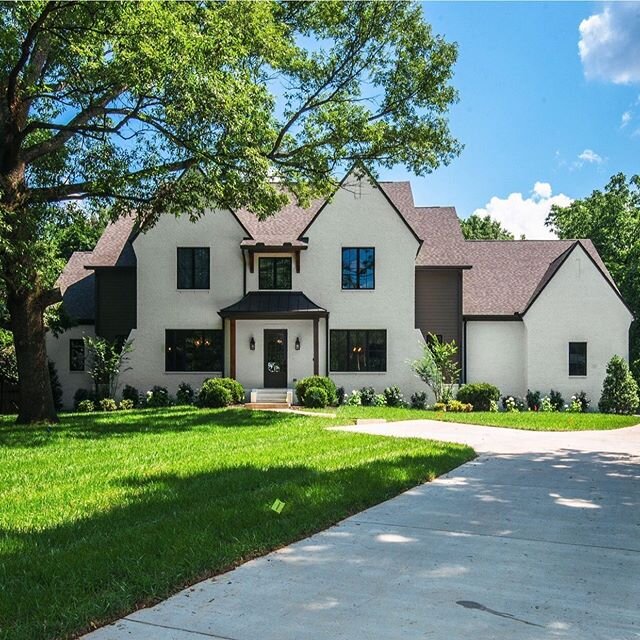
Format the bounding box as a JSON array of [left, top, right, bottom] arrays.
[[383, 385, 405, 407], [345, 390, 362, 406], [98, 398, 118, 412], [119, 399, 134, 411], [303, 386, 329, 408], [549, 389, 564, 411], [460, 214, 514, 240], [359, 386, 376, 406], [48, 360, 63, 412], [84, 336, 133, 399], [296, 376, 337, 406], [0, 329, 18, 385], [574, 391, 591, 412], [539, 396, 554, 412], [198, 379, 233, 408], [76, 399, 95, 413], [599, 355, 639, 414], [502, 396, 526, 412], [411, 334, 461, 403], [526, 389, 541, 411], [457, 383, 500, 411], [547, 173, 640, 363], [446, 400, 473, 413], [175, 382, 196, 406], [373, 394, 387, 407], [209, 378, 245, 405], [146, 386, 170, 408], [410, 391, 428, 409], [121, 385, 139, 407], [73, 388, 95, 410]]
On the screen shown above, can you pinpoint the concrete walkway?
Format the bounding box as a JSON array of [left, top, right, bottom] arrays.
[[85, 421, 640, 640]]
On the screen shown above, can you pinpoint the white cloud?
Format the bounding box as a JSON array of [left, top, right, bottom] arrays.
[[621, 111, 632, 127], [579, 3, 640, 84], [577, 148, 603, 164], [472, 184, 572, 240]]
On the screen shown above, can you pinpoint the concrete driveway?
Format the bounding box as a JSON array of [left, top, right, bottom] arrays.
[[85, 420, 640, 640]]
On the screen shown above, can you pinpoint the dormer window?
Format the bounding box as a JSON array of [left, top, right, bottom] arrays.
[[342, 247, 375, 289], [177, 247, 210, 289], [259, 257, 292, 290]]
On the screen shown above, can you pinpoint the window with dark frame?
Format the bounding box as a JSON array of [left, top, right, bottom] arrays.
[[342, 247, 375, 289], [165, 329, 223, 372], [69, 339, 85, 371], [569, 342, 587, 376], [330, 329, 387, 372], [177, 247, 210, 289], [259, 257, 292, 290]]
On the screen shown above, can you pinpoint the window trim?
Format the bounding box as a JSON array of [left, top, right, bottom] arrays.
[[258, 257, 292, 290], [568, 341, 587, 377], [177, 247, 211, 290], [329, 329, 387, 372], [165, 329, 224, 373], [341, 247, 375, 290], [69, 338, 85, 372]]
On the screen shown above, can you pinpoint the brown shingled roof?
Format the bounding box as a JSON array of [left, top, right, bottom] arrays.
[[55, 251, 95, 322], [85, 215, 137, 268]]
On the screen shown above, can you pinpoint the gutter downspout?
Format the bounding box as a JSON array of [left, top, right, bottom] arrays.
[[463, 319, 467, 384], [241, 248, 247, 296], [325, 313, 330, 376]]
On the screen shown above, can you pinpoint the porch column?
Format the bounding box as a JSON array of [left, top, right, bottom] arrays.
[[230, 319, 237, 379], [313, 317, 319, 375]]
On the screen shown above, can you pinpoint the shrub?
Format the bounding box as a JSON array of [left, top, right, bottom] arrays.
[[211, 378, 245, 404], [359, 386, 376, 406], [98, 398, 117, 412], [119, 398, 135, 410], [304, 386, 328, 408], [502, 396, 526, 412], [176, 382, 196, 405], [489, 399, 498, 412], [384, 385, 404, 407], [599, 355, 639, 414], [567, 397, 582, 413], [77, 399, 95, 413], [447, 400, 473, 413], [345, 390, 362, 406], [296, 376, 337, 406], [336, 386, 346, 405], [48, 360, 63, 412], [526, 389, 541, 411], [122, 384, 139, 407], [146, 385, 170, 408], [373, 393, 387, 407], [410, 335, 461, 404], [198, 379, 233, 408], [549, 389, 564, 411], [433, 402, 447, 412], [539, 396, 554, 412], [410, 391, 428, 410], [575, 390, 591, 413], [457, 383, 500, 411], [73, 388, 95, 410]]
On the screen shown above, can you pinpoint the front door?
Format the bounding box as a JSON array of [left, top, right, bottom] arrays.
[[264, 329, 288, 388]]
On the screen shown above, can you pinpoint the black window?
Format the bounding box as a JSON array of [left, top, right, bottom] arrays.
[[177, 247, 210, 289], [342, 247, 375, 289], [259, 257, 292, 290], [165, 330, 224, 372], [330, 329, 387, 372], [69, 339, 85, 371], [569, 342, 587, 376]]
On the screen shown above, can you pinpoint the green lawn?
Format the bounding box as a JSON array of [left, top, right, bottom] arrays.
[[332, 405, 640, 431], [0, 407, 473, 640]]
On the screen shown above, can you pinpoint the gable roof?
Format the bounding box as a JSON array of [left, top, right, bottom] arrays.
[[85, 215, 137, 268], [55, 251, 95, 322]]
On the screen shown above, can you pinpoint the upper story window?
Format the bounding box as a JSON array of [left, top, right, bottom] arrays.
[[330, 329, 387, 372], [569, 342, 587, 376], [342, 247, 375, 289], [259, 257, 292, 290], [69, 339, 85, 371], [165, 329, 223, 372], [177, 247, 210, 289]]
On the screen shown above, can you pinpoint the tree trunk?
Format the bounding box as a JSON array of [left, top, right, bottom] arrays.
[[7, 289, 58, 424]]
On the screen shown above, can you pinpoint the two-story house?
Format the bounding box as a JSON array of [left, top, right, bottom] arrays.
[[47, 167, 633, 408]]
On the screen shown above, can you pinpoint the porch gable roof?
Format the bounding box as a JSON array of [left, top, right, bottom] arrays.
[[219, 291, 328, 319]]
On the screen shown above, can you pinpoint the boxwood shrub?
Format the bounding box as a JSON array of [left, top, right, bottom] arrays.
[[296, 376, 337, 406], [456, 383, 500, 411], [198, 379, 233, 408], [304, 386, 329, 408]]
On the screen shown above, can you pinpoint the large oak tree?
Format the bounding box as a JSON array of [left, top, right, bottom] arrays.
[[0, 0, 460, 423]]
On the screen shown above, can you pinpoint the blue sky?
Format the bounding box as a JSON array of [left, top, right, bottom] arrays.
[[378, 2, 640, 238]]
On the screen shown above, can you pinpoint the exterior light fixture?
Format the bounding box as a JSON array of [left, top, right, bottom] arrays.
[[295, 337, 301, 350], [249, 336, 255, 351]]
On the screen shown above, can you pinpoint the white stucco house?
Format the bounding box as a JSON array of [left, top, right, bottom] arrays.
[[46, 167, 633, 409]]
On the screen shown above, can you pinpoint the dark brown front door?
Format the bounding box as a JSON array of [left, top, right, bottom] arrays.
[[264, 329, 287, 388]]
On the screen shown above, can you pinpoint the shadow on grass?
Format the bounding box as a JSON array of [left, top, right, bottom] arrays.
[[0, 407, 316, 448], [0, 448, 471, 640]]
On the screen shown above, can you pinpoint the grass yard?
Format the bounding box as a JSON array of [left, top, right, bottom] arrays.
[[0, 407, 473, 640], [332, 406, 640, 431]]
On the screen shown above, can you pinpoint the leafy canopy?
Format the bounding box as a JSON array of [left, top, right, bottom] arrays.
[[460, 213, 514, 240]]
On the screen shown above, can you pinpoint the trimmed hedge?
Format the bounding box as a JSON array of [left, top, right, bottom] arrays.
[[296, 376, 337, 406], [304, 386, 329, 408], [198, 379, 233, 408], [456, 383, 500, 411]]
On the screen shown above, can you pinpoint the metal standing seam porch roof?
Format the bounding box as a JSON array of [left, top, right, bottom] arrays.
[[218, 291, 328, 319]]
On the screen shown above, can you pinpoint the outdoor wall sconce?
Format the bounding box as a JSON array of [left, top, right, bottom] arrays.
[[295, 337, 301, 351], [249, 336, 255, 351]]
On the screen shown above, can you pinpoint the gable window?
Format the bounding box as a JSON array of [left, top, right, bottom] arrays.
[[569, 342, 587, 376], [69, 339, 85, 371], [177, 247, 210, 289], [259, 257, 292, 290], [342, 247, 375, 289], [330, 329, 386, 372], [166, 329, 223, 372]]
